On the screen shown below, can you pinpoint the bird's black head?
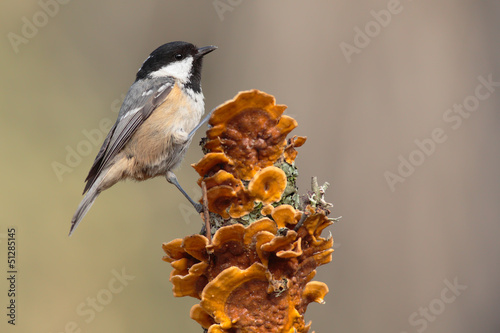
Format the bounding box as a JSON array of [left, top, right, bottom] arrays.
[[136, 41, 217, 92]]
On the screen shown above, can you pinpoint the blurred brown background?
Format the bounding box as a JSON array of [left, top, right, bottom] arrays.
[[1, 1, 499, 332]]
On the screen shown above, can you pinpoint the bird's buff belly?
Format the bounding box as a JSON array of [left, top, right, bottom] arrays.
[[119, 89, 201, 180]]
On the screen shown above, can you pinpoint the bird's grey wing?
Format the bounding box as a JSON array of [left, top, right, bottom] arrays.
[[83, 79, 174, 193]]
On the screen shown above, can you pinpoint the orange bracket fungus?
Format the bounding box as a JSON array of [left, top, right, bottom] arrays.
[[162, 90, 338, 332]]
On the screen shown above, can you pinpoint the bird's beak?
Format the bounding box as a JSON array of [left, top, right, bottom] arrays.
[[196, 45, 218, 57]]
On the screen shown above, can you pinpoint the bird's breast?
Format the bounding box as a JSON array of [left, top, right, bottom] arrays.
[[123, 83, 204, 178]]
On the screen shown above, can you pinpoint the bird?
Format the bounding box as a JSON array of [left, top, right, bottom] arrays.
[[69, 41, 217, 236]]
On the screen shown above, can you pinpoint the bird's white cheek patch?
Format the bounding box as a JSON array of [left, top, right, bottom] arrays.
[[150, 57, 194, 83]]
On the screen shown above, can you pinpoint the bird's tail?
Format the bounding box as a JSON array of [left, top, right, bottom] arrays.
[[69, 172, 107, 236]]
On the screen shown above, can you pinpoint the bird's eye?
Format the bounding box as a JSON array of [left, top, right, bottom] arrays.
[[174, 54, 183, 60]]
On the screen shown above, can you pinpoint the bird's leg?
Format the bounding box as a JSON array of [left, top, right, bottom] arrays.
[[172, 108, 216, 212], [166, 171, 203, 213], [186, 107, 215, 141]]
